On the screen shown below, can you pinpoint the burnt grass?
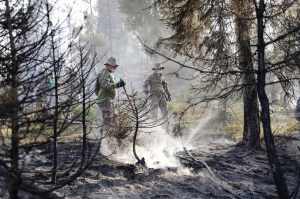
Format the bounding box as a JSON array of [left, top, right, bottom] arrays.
[[1, 133, 300, 199]]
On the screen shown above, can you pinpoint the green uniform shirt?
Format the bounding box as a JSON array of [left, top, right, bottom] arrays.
[[143, 73, 170, 95], [95, 69, 117, 103]]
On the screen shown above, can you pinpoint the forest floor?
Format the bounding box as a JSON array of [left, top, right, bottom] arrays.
[[9, 126, 300, 199]]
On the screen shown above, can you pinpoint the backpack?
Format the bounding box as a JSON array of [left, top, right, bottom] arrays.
[[95, 70, 106, 95]]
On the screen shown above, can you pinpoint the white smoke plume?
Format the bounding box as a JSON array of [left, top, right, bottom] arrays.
[[100, 126, 186, 169]]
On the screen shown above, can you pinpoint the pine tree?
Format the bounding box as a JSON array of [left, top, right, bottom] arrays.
[[0, 1, 102, 198]]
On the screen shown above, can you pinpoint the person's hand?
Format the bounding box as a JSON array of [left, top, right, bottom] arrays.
[[167, 94, 171, 102], [116, 78, 126, 88], [144, 90, 149, 95]]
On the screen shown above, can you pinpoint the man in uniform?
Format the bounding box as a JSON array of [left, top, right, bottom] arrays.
[[95, 57, 126, 131], [143, 63, 171, 122]]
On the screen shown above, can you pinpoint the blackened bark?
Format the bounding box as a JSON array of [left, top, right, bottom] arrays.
[[50, 33, 58, 183], [243, 74, 260, 148], [256, 0, 288, 198], [79, 47, 87, 169], [235, 12, 260, 148], [6, 0, 20, 198]]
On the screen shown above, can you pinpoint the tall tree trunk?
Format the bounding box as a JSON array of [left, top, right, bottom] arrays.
[[256, 1, 288, 198], [6, 0, 20, 198], [10, 68, 20, 199], [51, 34, 58, 183], [235, 6, 260, 148], [107, 0, 113, 56], [79, 49, 87, 168]]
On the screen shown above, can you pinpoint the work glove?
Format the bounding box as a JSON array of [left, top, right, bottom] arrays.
[[144, 90, 149, 95], [167, 94, 171, 102], [116, 78, 126, 88]]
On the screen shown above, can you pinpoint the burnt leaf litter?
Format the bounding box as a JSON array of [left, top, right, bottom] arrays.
[[1, 131, 299, 199]]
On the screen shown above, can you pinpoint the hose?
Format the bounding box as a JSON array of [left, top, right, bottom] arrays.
[[174, 147, 214, 176]]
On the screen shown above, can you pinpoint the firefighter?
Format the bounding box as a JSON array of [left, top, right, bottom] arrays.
[[143, 63, 171, 121], [94, 57, 126, 131]]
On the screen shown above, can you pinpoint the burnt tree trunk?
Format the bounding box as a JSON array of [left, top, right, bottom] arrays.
[[50, 31, 59, 183], [6, 0, 20, 198], [256, 0, 288, 198], [235, 2, 260, 148]]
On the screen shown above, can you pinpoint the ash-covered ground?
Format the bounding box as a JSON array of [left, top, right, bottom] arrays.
[[1, 126, 299, 199]]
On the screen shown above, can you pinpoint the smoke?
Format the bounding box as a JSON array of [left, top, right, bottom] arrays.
[[98, 120, 236, 170], [100, 126, 185, 169]]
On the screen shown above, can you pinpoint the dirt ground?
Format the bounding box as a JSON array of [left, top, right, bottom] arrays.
[[0, 128, 296, 199]]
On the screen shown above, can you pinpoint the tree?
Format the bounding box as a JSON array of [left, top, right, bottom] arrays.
[[95, 0, 124, 58], [136, 0, 300, 198], [143, 0, 261, 148], [0, 1, 103, 198], [78, 12, 108, 54], [254, 0, 300, 197], [118, 0, 168, 42], [255, 1, 290, 197], [233, 0, 260, 147], [94, 0, 154, 89]]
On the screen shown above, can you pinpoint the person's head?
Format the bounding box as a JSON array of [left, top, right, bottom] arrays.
[[104, 57, 119, 73], [152, 63, 165, 76], [64, 67, 72, 74]]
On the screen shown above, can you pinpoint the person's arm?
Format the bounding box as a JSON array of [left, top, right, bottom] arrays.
[[143, 75, 150, 94], [162, 78, 171, 101], [162, 78, 170, 95]]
